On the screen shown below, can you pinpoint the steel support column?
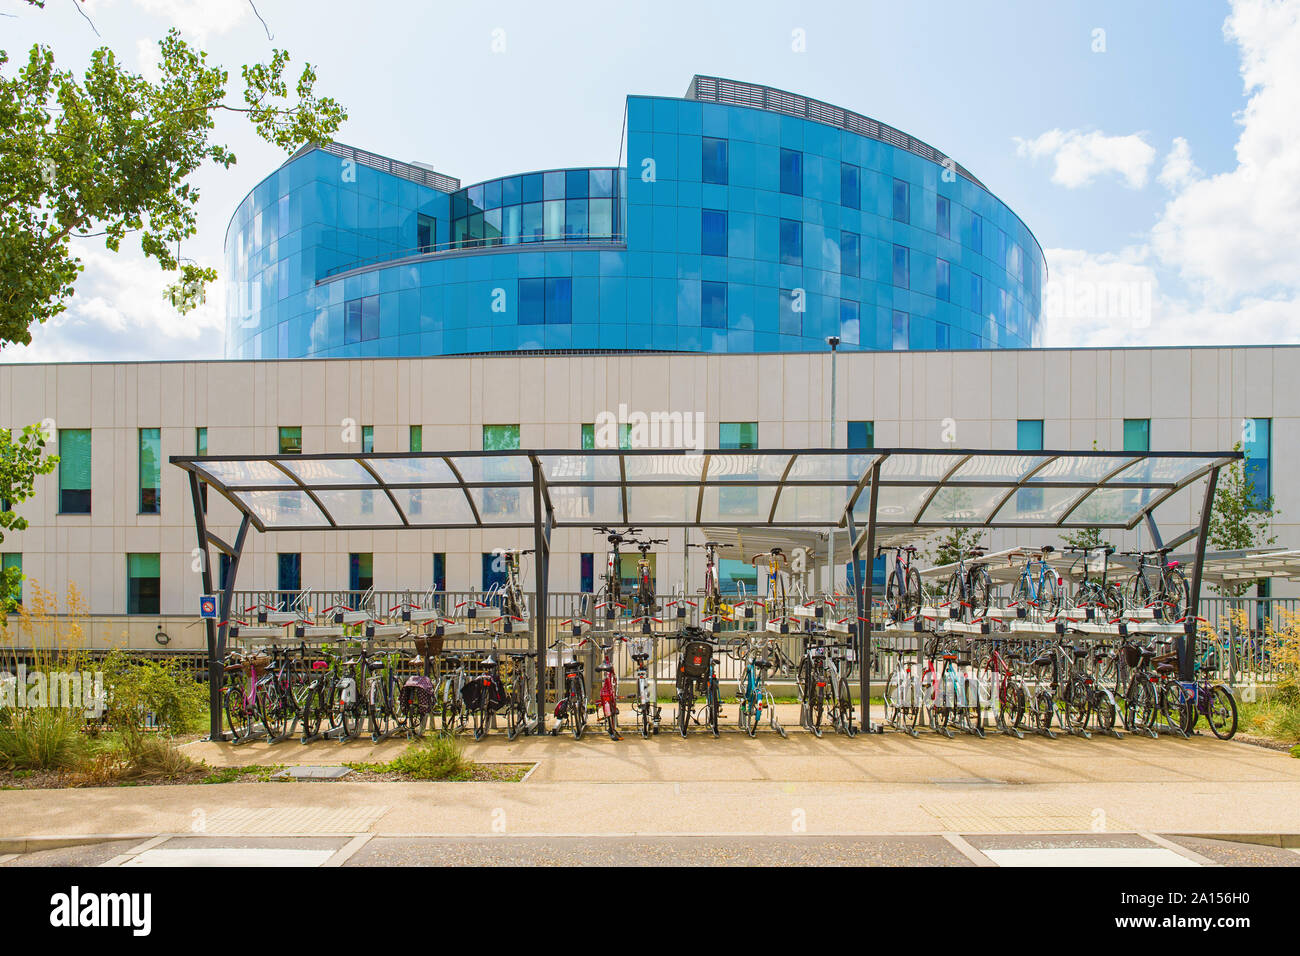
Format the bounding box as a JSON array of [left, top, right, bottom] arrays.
[[853, 460, 881, 731], [531, 460, 553, 728], [189, 472, 222, 741], [1184, 465, 1220, 680]]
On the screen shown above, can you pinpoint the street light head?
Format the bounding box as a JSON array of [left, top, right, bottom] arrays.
[[826, 336, 840, 350]]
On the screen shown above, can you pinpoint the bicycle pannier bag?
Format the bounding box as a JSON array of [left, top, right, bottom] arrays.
[[680, 640, 713, 678], [401, 675, 435, 714]]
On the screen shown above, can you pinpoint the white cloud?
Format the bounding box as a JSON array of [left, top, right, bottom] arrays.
[[1156, 137, 1201, 191], [1014, 128, 1157, 189], [0, 245, 226, 363], [131, 0, 253, 42]]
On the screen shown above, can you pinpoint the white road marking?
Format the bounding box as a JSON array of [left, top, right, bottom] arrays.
[[982, 847, 1199, 867], [939, 832, 997, 867], [123, 847, 337, 867]]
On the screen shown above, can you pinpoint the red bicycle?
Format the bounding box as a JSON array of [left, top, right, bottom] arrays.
[[582, 634, 628, 740]]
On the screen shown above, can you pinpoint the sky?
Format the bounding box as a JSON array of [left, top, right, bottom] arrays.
[[2, 0, 1298, 362]]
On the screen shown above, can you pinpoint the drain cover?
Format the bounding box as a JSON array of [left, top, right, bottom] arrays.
[[272, 766, 354, 780]]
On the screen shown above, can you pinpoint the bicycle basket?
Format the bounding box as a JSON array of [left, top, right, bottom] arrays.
[[414, 634, 445, 659], [680, 640, 713, 678], [547, 646, 576, 668], [1121, 644, 1142, 669]]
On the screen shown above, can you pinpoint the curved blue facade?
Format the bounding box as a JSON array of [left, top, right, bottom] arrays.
[[225, 78, 1045, 358]]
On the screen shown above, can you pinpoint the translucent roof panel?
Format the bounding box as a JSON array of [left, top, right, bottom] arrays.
[[313, 488, 401, 526], [989, 485, 1083, 524], [1028, 455, 1138, 484], [1063, 486, 1162, 525], [451, 456, 532, 483], [389, 488, 476, 526], [623, 454, 705, 482], [785, 453, 877, 482], [772, 485, 851, 524], [873, 485, 934, 523], [626, 485, 698, 524], [278, 458, 376, 486], [540, 454, 621, 482], [951, 454, 1048, 483], [878, 454, 955, 482], [549, 484, 624, 523], [369, 456, 458, 485], [198, 459, 296, 488], [919, 486, 1014, 525], [468, 487, 534, 523], [700, 486, 778, 524], [704, 454, 789, 482], [1107, 456, 1220, 485], [234, 490, 329, 527]]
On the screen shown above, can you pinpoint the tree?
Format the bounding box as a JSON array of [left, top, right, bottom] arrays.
[[0, 1, 347, 345], [1207, 441, 1279, 597], [0, 424, 58, 619]]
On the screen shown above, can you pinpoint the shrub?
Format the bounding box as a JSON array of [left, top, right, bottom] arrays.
[[101, 650, 206, 751], [389, 734, 473, 781], [0, 704, 87, 770]]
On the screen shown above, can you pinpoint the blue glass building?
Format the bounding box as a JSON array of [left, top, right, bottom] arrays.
[[225, 76, 1045, 358]]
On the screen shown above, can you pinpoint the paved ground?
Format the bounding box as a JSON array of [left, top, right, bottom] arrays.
[[2, 729, 1298, 866]]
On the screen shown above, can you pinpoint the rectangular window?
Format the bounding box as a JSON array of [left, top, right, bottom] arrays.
[[840, 231, 859, 277], [847, 421, 874, 450], [702, 137, 728, 185], [196, 427, 208, 512], [779, 288, 803, 336], [702, 209, 727, 257], [3, 553, 22, 606], [483, 424, 520, 450], [1017, 420, 1045, 511], [433, 552, 446, 593], [361, 425, 374, 454], [970, 274, 983, 315], [936, 258, 950, 301], [58, 428, 91, 514], [840, 163, 860, 209], [277, 193, 290, 238], [564, 198, 588, 239], [580, 552, 594, 594], [779, 219, 802, 266], [936, 196, 950, 239], [1122, 418, 1150, 453], [519, 277, 545, 325], [126, 553, 160, 615], [582, 422, 631, 450], [277, 553, 301, 609], [1244, 417, 1272, 509], [702, 280, 727, 329], [482, 552, 507, 592], [417, 214, 436, 253], [892, 245, 909, 288], [936, 324, 950, 350], [970, 213, 983, 254], [839, 299, 859, 346], [278, 426, 302, 455], [349, 553, 373, 597], [720, 422, 758, 449], [892, 179, 909, 223], [780, 148, 802, 195], [138, 427, 161, 514], [545, 277, 572, 324], [345, 295, 381, 344], [409, 425, 422, 452], [891, 310, 909, 350]]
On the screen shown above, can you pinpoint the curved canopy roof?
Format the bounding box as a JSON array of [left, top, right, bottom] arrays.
[[170, 448, 1239, 535]]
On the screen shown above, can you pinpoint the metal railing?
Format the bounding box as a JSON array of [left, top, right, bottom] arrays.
[[319, 234, 628, 281], [290, 142, 461, 193]]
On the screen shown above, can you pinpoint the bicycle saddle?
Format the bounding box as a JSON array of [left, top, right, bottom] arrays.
[[1040, 544, 1055, 554], [1030, 653, 1053, 667], [1155, 662, 1176, 676]]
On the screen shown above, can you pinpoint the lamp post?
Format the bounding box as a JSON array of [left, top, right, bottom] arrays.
[[826, 335, 840, 596]]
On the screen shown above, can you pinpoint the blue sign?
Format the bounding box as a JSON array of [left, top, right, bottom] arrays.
[[199, 595, 218, 619]]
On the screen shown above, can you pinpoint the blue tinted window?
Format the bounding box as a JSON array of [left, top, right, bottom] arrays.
[[417, 214, 435, 253], [519, 278, 545, 325], [502, 176, 522, 205], [523, 174, 544, 203], [779, 219, 802, 266], [891, 310, 909, 350], [484, 179, 503, 209], [780, 148, 802, 195], [565, 199, 588, 238], [970, 213, 983, 253], [840, 163, 860, 209], [1123, 419, 1150, 452], [566, 169, 588, 198], [546, 277, 572, 324], [892, 179, 909, 223], [779, 288, 803, 335], [847, 421, 874, 449], [970, 274, 983, 314], [580, 553, 594, 594], [936, 196, 950, 239], [345, 298, 361, 344], [936, 258, 950, 301], [702, 209, 727, 256], [361, 295, 379, 340], [839, 299, 859, 345], [936, 324, 949, 349], [702, 137, 728, 185], [1016, 419, 1044, 450], [892, 245, 908, 288], [998, 228, 1008, 269], [277, 194, 290, 237], [482, 553, 507, 591], [543, 171, 565, 200], [589, 169, 613, 198], [522, 202, 543, 241], [1244, 417, 1271, 508], [840, 231, 859, 277], [702, 280, 727, 328]]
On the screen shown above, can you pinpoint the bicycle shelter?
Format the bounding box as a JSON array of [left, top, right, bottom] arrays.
[[172, 446, 1241, 739]]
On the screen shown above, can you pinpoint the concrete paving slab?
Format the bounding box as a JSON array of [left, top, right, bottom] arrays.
[[982, 846, 1198, 867]]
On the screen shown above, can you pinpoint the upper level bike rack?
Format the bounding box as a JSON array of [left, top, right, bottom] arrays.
[[173, 445, 1241, 740]]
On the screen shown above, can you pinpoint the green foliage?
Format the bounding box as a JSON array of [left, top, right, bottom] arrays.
[[0, 704, 87, 770], [0, 8, 346, 343], [1208, 442, 1278, 596], [0, 423, 57, 617], [925, 526, 986, 569], [101, 650, 206, 750], [386, 734, 474, 781]]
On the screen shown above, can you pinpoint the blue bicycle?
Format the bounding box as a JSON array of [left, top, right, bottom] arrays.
[[1008, 545, 1062, 619]]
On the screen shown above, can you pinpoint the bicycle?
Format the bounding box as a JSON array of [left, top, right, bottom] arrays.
[[1065, 544, 1123, 617], [725, 633, 790, 738], [689, 540, 726, 616], [920, 635, 983, 737], [582, 634, 629, 740], [630, 537, 666, 615], [548, 638, 588, 739], [1007, 545, 1062, 620], [594, 526, 641, 616], [753, 547, 790, 622], [1123, 547, 1190, 620], [629, 635, 662, 738], [675, 625, 720, 738], [943, 547, 992, 622], [1178, 664, 1238, 739], [463, 637, 509, 740], [975, 639, 1028, 737], [491, 547, 534, 619], [499, 648, 538, 741], [878, 545, 923, 624], [881, 643, 922, 736]]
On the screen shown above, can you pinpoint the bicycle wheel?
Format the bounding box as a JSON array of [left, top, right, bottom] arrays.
[[1039, 573, 1061, 618], [257, 680, 284, 738], [806, 668, 824, 737], [471, 696, 489, 740], [1093, 688, 1117, 734], [1065, 676, 1090, 731], [572, 680, 587, 740], [1124, 679, 1156, 731], [1129, 573, 1151, 611], [963, 672, 982, 734], [334, 682, 354, 739], [1207, 685, 1238, 740], [1159, 680, 1191, 735], [708, 676, 720, 737], [1032, 687, 1054, 733], [885, 572, 903, 623], [967, 566, 992, 618], [837, 676, 857, 736], [904, 567, 923, 619], [300, 683, 323, 739], [678, 689, 692, 738], [1162, 566, 1189, 620], [943, 573, 963, 618], [999, 679, 1026, 731], [223, 674, 250, 739]]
